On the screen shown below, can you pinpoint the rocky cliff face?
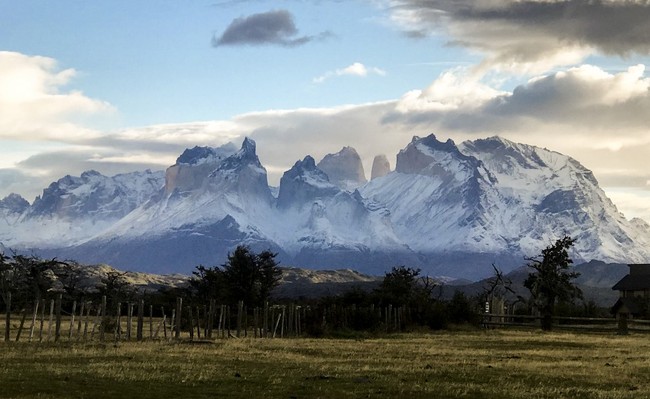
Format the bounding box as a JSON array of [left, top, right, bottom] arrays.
[[317, 147, 367, 191], [164, 143, 237, 196], [370, 154, 390, 180]]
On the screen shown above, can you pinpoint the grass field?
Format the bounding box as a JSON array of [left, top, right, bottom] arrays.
[[1, 329, 649, 398]]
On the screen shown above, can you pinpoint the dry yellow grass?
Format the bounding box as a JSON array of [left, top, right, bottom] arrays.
[[0, 329, 649, 398]]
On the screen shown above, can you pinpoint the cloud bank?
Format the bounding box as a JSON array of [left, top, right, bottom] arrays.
[[0, 51, 114, 142], [389, 0, 650, 73]]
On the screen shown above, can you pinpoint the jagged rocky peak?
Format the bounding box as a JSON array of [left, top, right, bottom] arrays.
[[371, 154, 391, 180], [460, 136, 550, 173], [277, 155, 339, 209], [317, 146, 367, 191], [0, 193, 29, 214], [396, 134, 483, 180], [209, 137, 274, 202], [163, 137, 272, 207], [461, 136, 599, 187], [165, 142, 237, 195], [215, 137, 263, 173], [175, 143, 237, 166]]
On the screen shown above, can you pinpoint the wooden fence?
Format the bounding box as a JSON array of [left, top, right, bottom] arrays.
[[482, 313, 650, 334], [1, 295, 409, 343], [6, 294, 646, 343]]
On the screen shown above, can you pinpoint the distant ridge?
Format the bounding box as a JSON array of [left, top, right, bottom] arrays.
[[1, 134, 649, 280]]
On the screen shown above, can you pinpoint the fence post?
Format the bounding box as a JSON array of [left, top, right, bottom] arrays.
[[237, 301, 243, 338], [47, 299, 55, 341], [82, 302, 91, 341], [254, 308, 259, 338], [170, 309, 176, 341], [114, 302, 122, 343], [125, 302, 133, 341], [99, 296, 107, 342], [195, 306, 202, 339], [272, 313, 282, 338], [263, 301, 269, 338], [29, 299, 39, 342], [149, 305, 153, 339], [68, 301, 77, 340], [54, 294, 63, 342], [207, 301, 214, 339], [188, 306, 194, 341], [137, 299, 144, 341], [15, 309, 27, 342], [218, 305, 224, 338], [175, 298, 182, 340], [4, 291, 11, 342], [75, 301, 85, 339], [160, 306, 168, 339], [226, 306, 231, 338], [39, 298, 45, 342]]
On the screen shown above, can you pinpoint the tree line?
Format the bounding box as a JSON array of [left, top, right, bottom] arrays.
[[0, 236, 596, 334]]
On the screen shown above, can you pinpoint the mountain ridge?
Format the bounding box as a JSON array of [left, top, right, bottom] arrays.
[[1, 134, 648, 280]]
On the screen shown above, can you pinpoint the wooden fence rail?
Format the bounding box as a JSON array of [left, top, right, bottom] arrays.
[[482, 313, 650, 334]]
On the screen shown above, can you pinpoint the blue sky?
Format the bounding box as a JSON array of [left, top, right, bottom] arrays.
[[1, 0, 649, 221], [1, 1, 468, 126]]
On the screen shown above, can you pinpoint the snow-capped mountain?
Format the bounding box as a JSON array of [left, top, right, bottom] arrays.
[[0, 194, 29, 236], [1, 134, 649, 279], [54, 138, 283, 273], [275, 155, 416, 272], [458, 136, 650, 263], [0, 169, 164, 248]]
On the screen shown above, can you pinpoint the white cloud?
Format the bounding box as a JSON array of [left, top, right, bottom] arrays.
[[313, 62, 387, 83], [396, 68, 505, 112], [0, 51, 114, 143]]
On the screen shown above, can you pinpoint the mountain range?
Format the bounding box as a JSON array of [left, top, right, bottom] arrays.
[[1, 134, 648, 280]]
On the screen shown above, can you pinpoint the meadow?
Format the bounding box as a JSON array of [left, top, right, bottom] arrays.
[[1, 329, 648, 399]]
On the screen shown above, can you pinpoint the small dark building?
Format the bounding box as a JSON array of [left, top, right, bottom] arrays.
[[612, 264, 650, 319]]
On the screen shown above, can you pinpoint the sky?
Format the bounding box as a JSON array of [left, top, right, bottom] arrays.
[[1, 0, 649, 222]]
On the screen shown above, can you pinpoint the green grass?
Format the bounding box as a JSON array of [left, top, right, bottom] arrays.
[[1, 330, 649, 398]]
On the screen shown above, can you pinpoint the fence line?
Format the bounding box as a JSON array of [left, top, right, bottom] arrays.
[[2, 296, 412, 343], [6, 297, 647, 343], [481, 313, 650, 334]]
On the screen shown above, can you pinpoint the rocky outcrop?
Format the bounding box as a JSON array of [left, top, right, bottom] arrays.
[[317, 147, 367, 191], [370, 154, 390, 180], [164, 143, 236, 195]]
